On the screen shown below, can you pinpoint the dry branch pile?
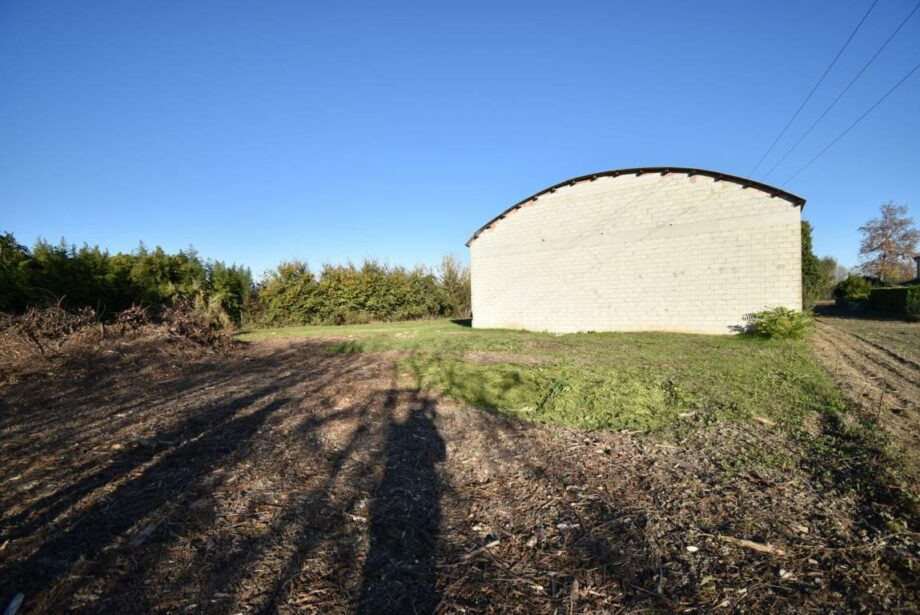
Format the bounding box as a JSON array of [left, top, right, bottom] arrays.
[[0, 303, 235, 381]]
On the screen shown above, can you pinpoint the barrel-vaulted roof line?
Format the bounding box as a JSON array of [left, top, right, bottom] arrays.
[[465, 167, 807, 247]]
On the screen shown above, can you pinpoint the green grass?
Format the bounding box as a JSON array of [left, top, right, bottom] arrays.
[[239, 320, 846, 436], [240, 319, 919, 525]]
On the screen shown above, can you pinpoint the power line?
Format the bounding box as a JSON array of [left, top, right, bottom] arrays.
[[747, 0, 878, 177], [781, 59, 920, 186], [763, 0, 920, 180]]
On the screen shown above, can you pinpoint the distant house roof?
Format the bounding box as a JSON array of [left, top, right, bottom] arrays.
[[899, 255, 920, 286], [466, 167, 806, 247]]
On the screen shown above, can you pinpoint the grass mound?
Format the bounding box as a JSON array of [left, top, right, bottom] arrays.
[[244, 320, 844, 435]]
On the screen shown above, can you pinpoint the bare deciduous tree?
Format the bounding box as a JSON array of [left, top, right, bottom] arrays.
[[819, 256, 838, 299], [858, 202, 920, 283], [835, 264, 849, 282]]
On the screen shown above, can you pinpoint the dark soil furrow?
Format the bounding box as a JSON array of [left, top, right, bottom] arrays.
[[815, 322, 920, 406], [810, 314, 920, 498], [845, 329, 920, 370]]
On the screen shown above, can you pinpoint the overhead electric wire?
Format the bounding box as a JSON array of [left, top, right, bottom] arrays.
[[747, 0, 879, 177], [781, 59, 920, 186], [763, 0, 920, 180]]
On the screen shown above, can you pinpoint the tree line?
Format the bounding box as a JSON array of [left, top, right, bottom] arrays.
[[801, 221, 851, 308], [4, 202, 912, 326], [252, 256, 471, 325], [802, 202, 918, 308], [0, 234, 253, 325], [856, 202, 919, 283], [0, 232, 471, 326]]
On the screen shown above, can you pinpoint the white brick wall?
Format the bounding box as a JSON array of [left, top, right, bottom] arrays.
[[469, 172, 802, 334]]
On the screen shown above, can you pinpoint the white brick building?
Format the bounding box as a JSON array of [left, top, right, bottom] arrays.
[[467, 168, 804, 334]]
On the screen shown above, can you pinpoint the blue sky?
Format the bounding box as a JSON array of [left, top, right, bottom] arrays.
[[2, 1, 918, 277]]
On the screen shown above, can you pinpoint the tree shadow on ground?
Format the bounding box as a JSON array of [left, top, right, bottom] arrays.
[[61, 367, 451, 614], [8, 336, 899, 613], [469, 416, 668, 611], [800, 411, 919, 526], [0, 340, 371, 612], [3, 395, 288, 602], [786, 405, 920, 611], [403, 352, 525, 415], [356, 399, 445, 613], [194, 383, 451, 615]]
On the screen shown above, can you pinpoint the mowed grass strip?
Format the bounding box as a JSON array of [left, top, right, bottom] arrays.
[[239, 320, 845, 435]]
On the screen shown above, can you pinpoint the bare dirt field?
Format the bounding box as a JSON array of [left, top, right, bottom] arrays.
[[1, 327, 918, 613], [812, 310, 920, 488]]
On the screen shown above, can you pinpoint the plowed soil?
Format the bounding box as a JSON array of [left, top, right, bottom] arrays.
[[812, 312, 920, 486], [1, 335, 918, 613]]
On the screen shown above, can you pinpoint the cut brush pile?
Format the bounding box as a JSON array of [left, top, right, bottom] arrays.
[[0, 303, 235, 382]]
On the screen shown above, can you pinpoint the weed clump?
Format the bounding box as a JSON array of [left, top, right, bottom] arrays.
[[745, 307, 812, 339]]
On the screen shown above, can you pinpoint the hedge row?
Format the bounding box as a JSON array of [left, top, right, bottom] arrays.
[[1, 234, 252, 324], [2, 233, 473, 329], [252, 257, 471, 326], [868, 286, 920, 318]]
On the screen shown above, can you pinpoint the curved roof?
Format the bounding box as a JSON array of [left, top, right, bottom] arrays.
[[465, 167, 806, 247]]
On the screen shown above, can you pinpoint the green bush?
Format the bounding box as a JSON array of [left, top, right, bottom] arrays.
[[745, 307, 812, 339], [907, 286, 920, 319], [801, 220, 824, 309], [869, 287, 908, 314], [833, 275, 873, 302], [255, 261, 320, 325], [254, 257, 471, 327], [3, 229, 472, 329], [0, 232, 252, 325], [869, 285, 920, 318], [438, 255, 471, 319]]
